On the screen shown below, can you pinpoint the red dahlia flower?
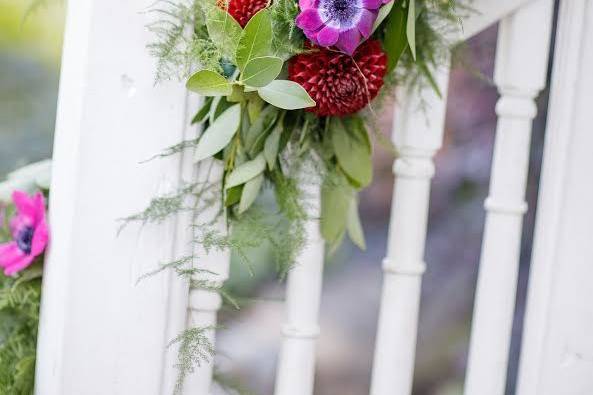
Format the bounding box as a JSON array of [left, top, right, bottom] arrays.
[[217, 0, 269, 27], [288, 40, 388, 117]]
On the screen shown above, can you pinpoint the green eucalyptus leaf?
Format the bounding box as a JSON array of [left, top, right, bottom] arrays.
[[236, 9, 273, 71], [241, 56, 283, 88], [247, 95, 265, 123], [228, 85, 245, 102], [406, 0, 417, 60], [321, 176, 354, 245], [206, 7, 243, 61], [347, 196, 366, 250], [191, 98, 213, 125], [186, 70, 233, 96], [384, 1, 408, 72], [243, 105, 279, 155], [225, 154, 266, 189], [225, 185, 243, 207], [372, 1, 395, 34], [258, 80, 316, 110], [194, 104, 242, 163], [331, 117, 373, 188], [239, 173, 264, 214], [264, 121, 282, 170]]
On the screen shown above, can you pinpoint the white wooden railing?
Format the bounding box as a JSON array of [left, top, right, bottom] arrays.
[[35, 0, 593, 394]]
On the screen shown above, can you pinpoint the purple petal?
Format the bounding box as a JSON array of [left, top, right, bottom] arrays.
[[336, 28, 362, 55], [304, 29, 320, 44], [361, 0, 383, 9], [299, 0, 317, 9], [4, 255, 35, 276], [296, 9, 324, 31], [317, 25, 340, 47], [31, 218, 49, 257], [0, 242, 24, 268], [357, 9, 377, 38], [12, 191, 36, 224], [32, 192, 46, 224]]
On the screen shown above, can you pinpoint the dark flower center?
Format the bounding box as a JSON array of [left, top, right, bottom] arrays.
[[320, 0, 361, 28], [16, 226, 34, 255]]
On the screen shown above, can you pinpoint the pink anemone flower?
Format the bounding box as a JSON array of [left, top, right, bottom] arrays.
[[296, 0, 392, 55], [0, 191, 49, 276]]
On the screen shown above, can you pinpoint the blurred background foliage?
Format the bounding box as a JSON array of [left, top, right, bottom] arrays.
[[0, 2, 550, 395], [0, 0, 64, 175]]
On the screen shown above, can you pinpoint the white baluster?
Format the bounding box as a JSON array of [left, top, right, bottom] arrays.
[[183, 159, 230, 395], [370, 63, 451, 395], [274, 179, 325, 395], [463, 2, 554, 395]]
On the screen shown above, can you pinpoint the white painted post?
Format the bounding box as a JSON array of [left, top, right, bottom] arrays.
[[370, 63, 450, 395], [274, 180, 325, 395], [463, 2, 554, 395], [35, 0, 194, 393], [183, 160, 231, 395], [517, 1, 593, 394]]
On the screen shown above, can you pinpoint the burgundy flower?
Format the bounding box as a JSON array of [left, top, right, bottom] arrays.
[[288, 40, 387, 116], [217, 0, 269, 27]]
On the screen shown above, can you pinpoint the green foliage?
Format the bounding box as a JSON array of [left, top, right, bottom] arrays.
[[119, 183, 200, 229], [269, 0, 306, 60], [205, 5, 243, 62], [236, 9, 273, 71], [187, 70, 234, 96], [0, 264, 42, 395], [330, 117, 373, 189], [257, 80, 316, 110], [194, 104, 242, 163], [169, 327, 215, 395], [147, 0, 213, 81], [241, 56, 283, 88]]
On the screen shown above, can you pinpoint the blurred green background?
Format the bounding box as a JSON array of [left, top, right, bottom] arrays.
[[0, 0, 64, 174]]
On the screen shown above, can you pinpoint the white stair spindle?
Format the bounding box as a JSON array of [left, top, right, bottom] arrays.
[[463, 2, 554, 395], [370, 62, 451, 395], [274, 180, 325, 395], [183, 160, 230, 394]]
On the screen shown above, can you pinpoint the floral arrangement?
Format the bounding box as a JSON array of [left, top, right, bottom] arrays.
[[131, 0, 465, 391], [147, 0, 463, 253], [0, 160, 51, 395]]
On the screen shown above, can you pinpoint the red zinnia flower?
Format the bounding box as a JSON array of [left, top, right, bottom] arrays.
[[217, 0, 269, 27], [288, 40, 388, 117]]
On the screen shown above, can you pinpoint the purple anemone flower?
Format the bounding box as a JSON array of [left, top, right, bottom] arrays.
[[296, 0, 392, 55], [0, 191, 48, 276]]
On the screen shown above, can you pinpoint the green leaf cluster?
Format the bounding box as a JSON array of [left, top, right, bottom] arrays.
[[185, 8, 315, 109], [0, 263, 43, 395]]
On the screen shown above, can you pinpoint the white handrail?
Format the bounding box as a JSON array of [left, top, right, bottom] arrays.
[[370, 61, 451, 395], [463, 1, 554, 394]]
